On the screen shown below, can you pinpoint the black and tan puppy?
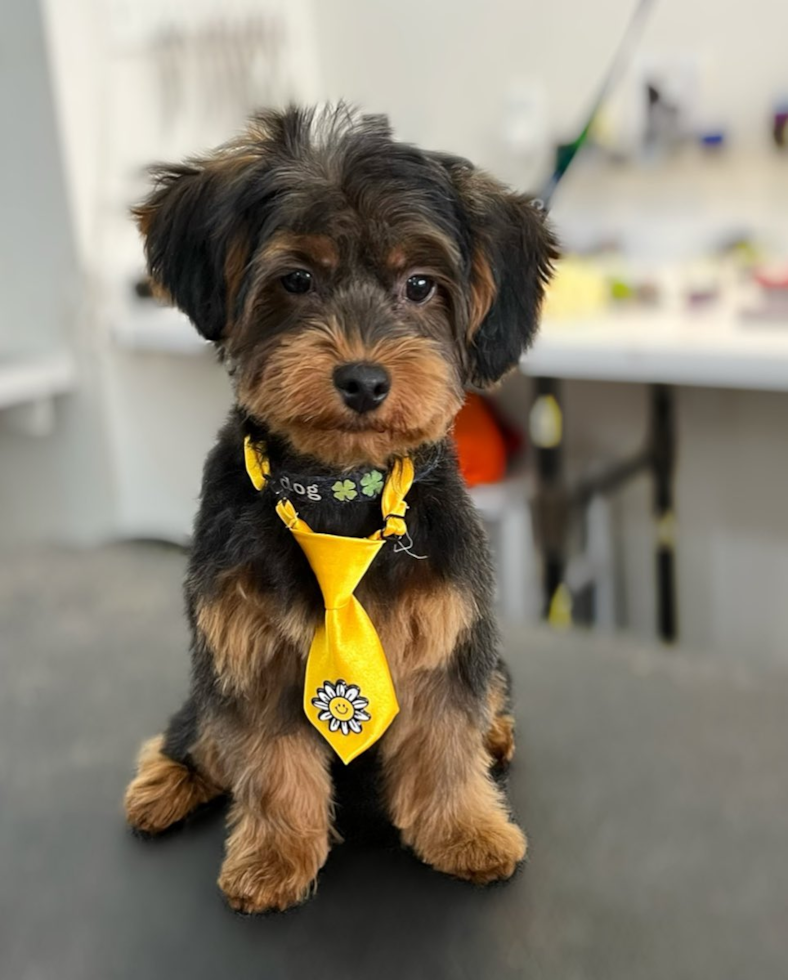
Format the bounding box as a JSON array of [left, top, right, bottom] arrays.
[[124, 105, 557, 913]]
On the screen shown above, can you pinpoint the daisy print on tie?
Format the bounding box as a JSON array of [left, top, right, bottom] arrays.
[[312, 681, 371, 737]]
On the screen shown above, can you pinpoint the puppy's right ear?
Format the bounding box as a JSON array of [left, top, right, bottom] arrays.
[[132, 160, 253, 341], [431, 154, 559, 387]]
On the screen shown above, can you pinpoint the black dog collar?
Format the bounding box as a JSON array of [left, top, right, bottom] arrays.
[[269, 466, 388, 504], [246, 441, 444, 505]]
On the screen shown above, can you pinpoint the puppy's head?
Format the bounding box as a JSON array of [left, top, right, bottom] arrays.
[[134, 105, 557, 468]]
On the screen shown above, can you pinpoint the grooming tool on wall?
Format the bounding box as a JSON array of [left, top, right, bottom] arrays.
[[109, 0, 318, 158], [539, 0, 657, 206]]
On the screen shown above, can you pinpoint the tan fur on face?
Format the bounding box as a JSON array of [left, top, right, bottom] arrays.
[[239, 320, 463, 468], [367, 580, 477, 677], [384, 224, 463, 274], [196, 568, 314, 697], [124, 735, 222, 834], [258, 232, 340, 271], [386, 245, 408, 273], [224, 232, 251, 331], [381, 675, 526, 884], [468, 249, 497, 339]]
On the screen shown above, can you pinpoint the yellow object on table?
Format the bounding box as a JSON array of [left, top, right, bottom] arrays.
[[543, 258, 610, 318]]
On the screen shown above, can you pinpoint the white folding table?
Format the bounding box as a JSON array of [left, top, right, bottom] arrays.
[[519, 306, 788, 640]]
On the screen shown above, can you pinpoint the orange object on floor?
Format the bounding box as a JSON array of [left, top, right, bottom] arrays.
[[453, 393, 508, 487]]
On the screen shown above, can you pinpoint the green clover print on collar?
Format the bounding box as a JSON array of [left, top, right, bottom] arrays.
[[360, 470, 384, 497], [332, 479, 358, 502]]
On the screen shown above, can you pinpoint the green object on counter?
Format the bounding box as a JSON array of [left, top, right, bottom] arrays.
[[610, 278, 635, 301]]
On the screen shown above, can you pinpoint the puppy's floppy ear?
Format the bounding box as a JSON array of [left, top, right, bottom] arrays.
[[440, 158, 559, 386], [132, 159, 254, 341]]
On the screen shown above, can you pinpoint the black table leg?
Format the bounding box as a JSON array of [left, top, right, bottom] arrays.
[[651, 384, 678, 643], [529, 378, 678, 641], [529, 377, 568, 619]]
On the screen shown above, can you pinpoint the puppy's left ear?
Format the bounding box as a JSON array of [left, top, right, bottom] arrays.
[[442, 160, 559, 386], [132, 159, 254, 341]]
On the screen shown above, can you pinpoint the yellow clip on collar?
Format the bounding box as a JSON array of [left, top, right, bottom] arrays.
[[243, 436, 270, 491]]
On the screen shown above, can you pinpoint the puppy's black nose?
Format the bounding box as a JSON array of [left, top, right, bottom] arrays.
[[333, 362, 391, 414]]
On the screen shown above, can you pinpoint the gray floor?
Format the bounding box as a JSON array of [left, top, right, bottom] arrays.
[[1, 544, 787, 980]]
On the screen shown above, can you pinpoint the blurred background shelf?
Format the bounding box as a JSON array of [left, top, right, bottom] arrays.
[[0, 353, 76, 411], [111, 304, 208, 354], [527, 309, 788, 391]]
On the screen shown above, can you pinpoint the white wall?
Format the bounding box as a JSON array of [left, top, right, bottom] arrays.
[[0, 0, 114, 545], [313, 0, 788, 180], [40, 0, 104, 271], [35, 0, 316, 545]]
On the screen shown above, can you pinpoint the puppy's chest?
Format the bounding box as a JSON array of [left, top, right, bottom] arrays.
[[207, 489, 477, 676], [287, 551, 476, 675], [199, 538, 476, 704], [359, 571, 476, 675], [276, 493, 475, 671]]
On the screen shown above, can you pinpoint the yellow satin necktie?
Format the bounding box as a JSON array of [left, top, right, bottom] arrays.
[[244, 437, 414, 763]]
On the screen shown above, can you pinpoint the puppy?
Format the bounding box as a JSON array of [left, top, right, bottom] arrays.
[[124, 105, 557, 913]]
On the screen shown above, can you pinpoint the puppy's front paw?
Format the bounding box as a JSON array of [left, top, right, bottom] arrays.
[[415, 815, 526, 885], [218, 841, 325, 914]]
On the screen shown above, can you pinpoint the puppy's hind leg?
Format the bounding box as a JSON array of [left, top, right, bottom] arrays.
[[125, 700, 223, 835], [484, 659, 516, 768]]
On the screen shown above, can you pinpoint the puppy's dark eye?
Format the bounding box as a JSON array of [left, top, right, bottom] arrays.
[[405, 274, 436, 304], [281, 270, 313, 295]]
